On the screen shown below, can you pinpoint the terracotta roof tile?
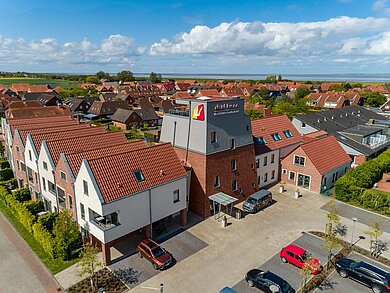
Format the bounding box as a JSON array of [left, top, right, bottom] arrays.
[[87, 143, 187, 203], [251, 115, 302, 154], [300, 135, 351, 174]]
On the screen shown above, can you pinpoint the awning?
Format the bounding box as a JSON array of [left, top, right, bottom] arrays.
[[209, 192, 238, 220], [83, 113, 98, 119]]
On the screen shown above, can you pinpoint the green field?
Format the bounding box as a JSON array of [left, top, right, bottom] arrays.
[[0, 78, 80, 89]]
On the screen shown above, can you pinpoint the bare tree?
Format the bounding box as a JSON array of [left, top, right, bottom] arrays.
[[323, 235, 342, 270], [365, 218, 384, 257], [325, 201, 340, 236]]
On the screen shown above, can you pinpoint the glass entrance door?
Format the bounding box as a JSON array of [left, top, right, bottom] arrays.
[[297, 174, 310, 189]]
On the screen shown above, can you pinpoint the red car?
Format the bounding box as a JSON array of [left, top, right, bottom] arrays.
[[137, 239, 173, 270], [280, 244, 323, 274]]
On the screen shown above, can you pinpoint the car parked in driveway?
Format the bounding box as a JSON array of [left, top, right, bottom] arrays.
[[336, 258, 390, 293], [242, 190, 272, 213], [245, 269, 295, 292], [136, 238, 173, 270], [280, 244, 322, 274]]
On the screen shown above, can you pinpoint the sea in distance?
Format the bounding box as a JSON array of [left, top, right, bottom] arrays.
[[133, 73, 390, 82]]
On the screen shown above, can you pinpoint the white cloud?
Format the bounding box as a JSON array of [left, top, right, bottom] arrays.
[[373, 0, 388, 10], [149, 16, 390, 59], [0, 34, 142, 69]]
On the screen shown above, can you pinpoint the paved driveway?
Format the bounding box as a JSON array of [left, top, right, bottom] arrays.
[[316, 252, 390, 293], [109, 231, 208, 289], [232, 233, 335, 293], [0, 212, 61, 293]]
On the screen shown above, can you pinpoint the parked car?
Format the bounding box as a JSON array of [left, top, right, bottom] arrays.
[[336, 258, 390, 293], [136, 238, 173, 270], [219, 287, 238, 293], [245, 269, 294, 292], [242, 190, 272, 213], [280, 244, 322, 274]]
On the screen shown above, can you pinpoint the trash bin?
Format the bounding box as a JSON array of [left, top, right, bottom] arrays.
[[236, 209, 241, 220]]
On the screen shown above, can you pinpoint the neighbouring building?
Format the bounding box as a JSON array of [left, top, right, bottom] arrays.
[[160, 96, 258, 218], [281, 134, 351, 194], [251, 115, 302, 188], [111, 108, 160, 130]]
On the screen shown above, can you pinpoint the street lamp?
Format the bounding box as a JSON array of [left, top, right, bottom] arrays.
[[350, 217, 358, 246]]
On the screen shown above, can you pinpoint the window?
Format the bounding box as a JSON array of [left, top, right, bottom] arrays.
[[28, 150, 32, 161], [271, 133, 282, 141], [231, 159, 237, 171], [48, 180, 56, 194], [35, 172, 39, 183], [16, 160, 20, 171], [251, 163, 254, 169], [282, 169, 287, 175], [213, 176, 220, 188], [263, 156, 268, 166], [289, 171, 296, 181], [80, 203, 85, 220], [16, 146, 20, 153], [283, 130, 294, 138], [246, 125, 249, 131], [256, 136, 267, 145], [332, 173, 335, 183], [256, 159, 260, 168], [43, 161, 48, 171], [287, 251, 294, 257], [271, 170, 275, 179], [231, 180, 238, 191], [134, 170, 145, 182], [302, 122, 306, 128], [323, 177, 327, 185], [252, 182, 255, 188], [57, 187, 66, 208], [27, 167, 33, 183], [42, 177, 46, 191], [83, 180, 89, 195], [230, 138, 235, 149], [335, 171, 339, 180], [294, 156, 305, 166], [210, 131, 217, 143], [258, 176, 261, 184], [344, 167, 348, 173], [264, 173, 268, 182], [20, 162, 26, 173], [68, 195, 73, 210], [60, 171, 66, 182], [271, 154, 275, 164], [173, 190, 180, 203]]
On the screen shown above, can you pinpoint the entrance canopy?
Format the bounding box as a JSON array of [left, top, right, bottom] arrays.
[[209, 192, 238, 221]]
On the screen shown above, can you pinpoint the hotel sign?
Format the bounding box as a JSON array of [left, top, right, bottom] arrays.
[[214, 103, 239, 116], [192, 104, 205, 120]]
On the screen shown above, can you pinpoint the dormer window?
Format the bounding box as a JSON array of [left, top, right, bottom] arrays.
[[271, 133, 282, 142], [283, 130, 293, 138], [134, 170, 145, 182], [256, 137, 267, 145]]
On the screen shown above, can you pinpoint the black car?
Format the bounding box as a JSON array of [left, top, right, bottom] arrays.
[[336, 258, 390, 293], [245, 269, 294, 293]]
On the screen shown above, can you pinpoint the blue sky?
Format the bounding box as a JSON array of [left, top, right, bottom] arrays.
[[0, 0, 390, 74]]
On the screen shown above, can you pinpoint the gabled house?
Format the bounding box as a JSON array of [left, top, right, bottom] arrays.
[[87, 101, 128, 119], [74, 143, 188, 265], [281, 135, 351, 194], [22, 92, 62, 106], [112, 108, 160, 129], [63, 98, 92, 114], [251, 115, 302, 188], [220, 87, 244, 97]]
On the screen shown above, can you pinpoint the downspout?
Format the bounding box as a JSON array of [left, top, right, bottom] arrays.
[[149, 188, 153, 239], [173, 121, 177, 147], [185, 101, 192, 164]]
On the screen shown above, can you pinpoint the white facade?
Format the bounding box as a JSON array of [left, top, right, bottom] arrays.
[[75, 160, 188, 244], [256, 150, 279, 188], [38, 141, 58, 212]]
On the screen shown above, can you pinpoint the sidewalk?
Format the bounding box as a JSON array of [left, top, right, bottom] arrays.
[[0, 211, 62, 293]]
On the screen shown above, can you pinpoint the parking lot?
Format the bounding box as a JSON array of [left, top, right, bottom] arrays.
[[232, 233, 338, 293], [315, 252, 390, 293], [109, 231, 208, 289]]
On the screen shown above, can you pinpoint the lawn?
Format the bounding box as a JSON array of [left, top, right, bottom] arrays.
[[0, 78, 80, 89], [0, 199, 78, 274]]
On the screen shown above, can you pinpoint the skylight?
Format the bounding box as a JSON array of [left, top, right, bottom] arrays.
[[283, 130, 293, 138], [271, 133, 282, 142], [133, 170, 145, 182], [256, 136, 267, 145]]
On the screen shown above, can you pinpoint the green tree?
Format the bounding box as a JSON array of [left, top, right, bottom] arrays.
[[265, 75, 277, 83], [352, 83, 363, 88], [278, 74, 283, 81], [272, 102, 296, 117], [323, 234, 342, 270], [361, 92, 387, 107], [77, 244, 102, 291], [117, 70, 135, 82], [325, 200, 340, 235], [295, 88, 311, 100], [244, 109, 264, 120], [85, 76, 99, 84], [149, 72, 162, 83], [365, 218, 384, 254], [53, 211, 82, 260], [329, 85, 346, 92], [95, 71, 110, 80]]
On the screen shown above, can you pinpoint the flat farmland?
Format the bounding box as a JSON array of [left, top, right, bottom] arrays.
[[0, 78, 79, 89]]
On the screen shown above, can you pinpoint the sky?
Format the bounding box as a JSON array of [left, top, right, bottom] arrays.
[[1, 0, 390, 74]]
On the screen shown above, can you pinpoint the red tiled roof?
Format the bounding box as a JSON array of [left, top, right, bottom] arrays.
[[7, 115, 73, 126], [251, 115, 302, 153], [196, 89, 220, 96], [87, 143, 187, 202], [28, 85, 51, 92], [300, 135, 351, 174], [11, 119, 80, 136], [221, 87, 244, 97], [65, 140, 147, 177], [6, 106, 71, 119], [45, 131, 128, 165]]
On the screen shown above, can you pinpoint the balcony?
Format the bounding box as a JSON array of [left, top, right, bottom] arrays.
[[168, 109, 189, 117], [91, 211, 120, 231]]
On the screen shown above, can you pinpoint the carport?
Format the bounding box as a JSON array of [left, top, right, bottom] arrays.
[[209, 192, 237, 221]]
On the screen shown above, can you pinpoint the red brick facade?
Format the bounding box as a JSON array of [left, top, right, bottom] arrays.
[[174, 144, 258, 218], [55, 157, 77, 220], [12, 136, 28, 189]]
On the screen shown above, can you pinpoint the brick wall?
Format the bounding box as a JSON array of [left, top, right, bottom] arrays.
[[112, 121, 128, 131], [55, 157, 77, 220], [12, 138, 28, 189]]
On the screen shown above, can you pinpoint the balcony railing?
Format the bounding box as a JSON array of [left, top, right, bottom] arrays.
[[91, 217, 120, 231], [168, 109, 189, 117]]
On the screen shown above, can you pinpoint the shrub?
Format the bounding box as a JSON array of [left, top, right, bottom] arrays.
[[0, 158, 10, 169], [12, 188, 31, 202], [24, 200, 44, 215], [0, 168, 13, 181], [0, 178, 18, 190], [37, 212, 58, 232], [125, 129, 143, 140], [32, 222, 54, 257], [0, 185, 9, 201], [144, 132, 156, 142]]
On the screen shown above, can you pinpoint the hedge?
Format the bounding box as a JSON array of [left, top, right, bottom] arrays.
[[0, 178, 18, 190], [12, 188, 31, 202], [25, 200, 44, 215], [0, 168, 14, 181], [32, 222, 54, 257], [0, 158, 10, 169], [335, 148, 390, 214], [37, 212, 58, 231]]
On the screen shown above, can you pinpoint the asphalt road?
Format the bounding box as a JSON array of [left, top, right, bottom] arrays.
[[315, 252, 390, 293], [232, 233, 337, 293], [109, 231, 208, 289]]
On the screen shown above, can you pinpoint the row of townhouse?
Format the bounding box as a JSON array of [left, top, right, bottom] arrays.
[[2, 108, 189, 265]]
